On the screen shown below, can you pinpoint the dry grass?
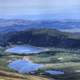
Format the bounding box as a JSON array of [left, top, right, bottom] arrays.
[[0, 70, 50, 80]]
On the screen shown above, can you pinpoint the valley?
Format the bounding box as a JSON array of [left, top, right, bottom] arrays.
[[0, 45, 80, 80], [0, 20, 80, 80]]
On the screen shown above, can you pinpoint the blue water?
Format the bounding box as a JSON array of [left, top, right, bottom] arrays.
[[5, 45, 48, 54], [45, 70, 64, 75], [8, 60, 43, 73]]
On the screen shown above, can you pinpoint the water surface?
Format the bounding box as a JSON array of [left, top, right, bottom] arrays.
[[45, 70, 64, 75], [8, 59, 43, 73], [5, 45, 49, 54]]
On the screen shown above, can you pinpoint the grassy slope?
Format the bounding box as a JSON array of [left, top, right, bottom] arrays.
[[0, 70, 50, 80], [0, 75, 49, 80]]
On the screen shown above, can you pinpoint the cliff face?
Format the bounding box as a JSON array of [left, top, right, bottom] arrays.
[[1, 28, 79, 48]]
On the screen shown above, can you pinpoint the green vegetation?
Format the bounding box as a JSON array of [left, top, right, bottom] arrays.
[[0, 47, 80, 80], [30, 52, 80, 63]]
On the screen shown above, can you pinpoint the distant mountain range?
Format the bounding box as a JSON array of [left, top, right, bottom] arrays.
[[0, 19, 80, 48], [0, 19, 80, 33]]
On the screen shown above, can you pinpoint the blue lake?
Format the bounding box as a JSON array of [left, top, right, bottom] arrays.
[[5, 45, 49, 55], [45, 70, 64, 75], [8, 60, 43, 73]]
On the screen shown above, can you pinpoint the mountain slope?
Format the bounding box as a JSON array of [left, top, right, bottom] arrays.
[[5, 28, 80, 48]]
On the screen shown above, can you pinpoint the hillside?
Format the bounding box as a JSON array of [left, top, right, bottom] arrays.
[[0, 28, 79, 48]]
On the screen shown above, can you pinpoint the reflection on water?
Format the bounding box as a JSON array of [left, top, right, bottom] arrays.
[[8, 60, 43, 73]]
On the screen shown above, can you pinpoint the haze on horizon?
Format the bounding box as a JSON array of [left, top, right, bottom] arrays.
[[0, 0, 80, 20]]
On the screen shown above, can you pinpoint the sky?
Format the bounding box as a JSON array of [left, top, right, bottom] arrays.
[[0, 0, 80, 20]]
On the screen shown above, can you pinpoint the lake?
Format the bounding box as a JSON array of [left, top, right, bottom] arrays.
[[8, 59, 43, 73], [5, 45, 49, 55], [45, 70, 64, 75]]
